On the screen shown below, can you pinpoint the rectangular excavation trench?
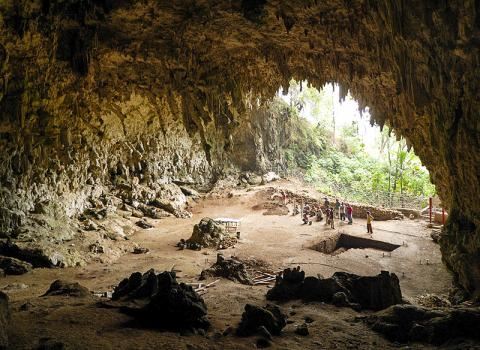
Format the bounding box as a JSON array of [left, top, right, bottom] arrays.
[[310, 233, 400, 255]]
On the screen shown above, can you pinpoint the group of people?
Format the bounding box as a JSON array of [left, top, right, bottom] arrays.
[[297, 197, 354, 229]]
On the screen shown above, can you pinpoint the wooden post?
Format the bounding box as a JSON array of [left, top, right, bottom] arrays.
[[429, 197, 433, 223], [442, 208, 445, 225]]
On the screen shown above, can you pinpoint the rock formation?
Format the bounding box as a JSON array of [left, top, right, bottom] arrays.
[[363, 304, 480, 345], [267, 267, 403, 311], [111, 269, 210, 331], [0, 1, 478, 297]]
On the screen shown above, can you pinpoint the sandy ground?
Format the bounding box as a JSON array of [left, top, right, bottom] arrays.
[[2, 181, 456, 349]]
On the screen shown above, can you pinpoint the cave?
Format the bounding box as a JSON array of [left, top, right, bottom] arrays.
[[0, 1, 479, 349]]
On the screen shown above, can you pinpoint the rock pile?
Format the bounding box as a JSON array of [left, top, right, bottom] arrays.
[[112, 269, 210, 331], [179, 218, 237, 250], [363, 304, 480, 345], [236, 304, 287, 337], [267, 268, 402, 311], [200, 254, 252, 284]]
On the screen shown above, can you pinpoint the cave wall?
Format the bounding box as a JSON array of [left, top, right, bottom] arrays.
[[0, 1, 479, 296]]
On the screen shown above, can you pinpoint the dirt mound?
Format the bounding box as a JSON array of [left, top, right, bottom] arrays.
[[267, 267, 402, 311], [111, 269, 210, 331], [184, 218, 237, 249], [252, 201, 289, 216]]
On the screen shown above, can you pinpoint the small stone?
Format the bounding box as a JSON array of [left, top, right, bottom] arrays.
[[295, 323, 309, 336], [135, 220, 154, 229], [133, 247, 149, 254], [304, 316, 314, 323]]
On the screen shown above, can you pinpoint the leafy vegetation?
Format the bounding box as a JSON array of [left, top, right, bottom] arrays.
[[274, 81, 436, 206]]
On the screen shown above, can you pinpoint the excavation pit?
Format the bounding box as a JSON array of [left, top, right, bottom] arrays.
[[310, 233, 400, 255]]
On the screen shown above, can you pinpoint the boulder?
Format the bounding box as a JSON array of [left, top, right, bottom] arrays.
[[200, 254, 251, 284], [0, 256, 32, 275], [0, 240, 65, 268], [295, 323, 309, 336], [187, 218, 231, 248], [0, 292, 9, 349], [179, 186, 200, 198], [135, 220, 153, 229], [262, 172, 280, 183], [43, 280, 90, 297], [267, 268, 402, 311], [236, 304, 287, 337], [364, 304, 480, 345], [112, 269, 210, 331]]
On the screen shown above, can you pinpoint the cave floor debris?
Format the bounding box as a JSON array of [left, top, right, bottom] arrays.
[[2, 180, 459, 349]]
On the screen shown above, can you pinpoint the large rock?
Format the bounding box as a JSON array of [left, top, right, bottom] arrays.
[[0, 292, 9, 349], [364, 304, 480, 345], [0, 256, 32, 275], [236, 304, 287, 337], [186, 218, 230, 248], [43, 280, 90, 298], [200, 254, 251, 284], [112, 269, 209, 331], [267, 268, 402, 311]]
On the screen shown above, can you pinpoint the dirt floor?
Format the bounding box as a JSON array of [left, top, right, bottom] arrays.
[[2, 180, 463, 349]]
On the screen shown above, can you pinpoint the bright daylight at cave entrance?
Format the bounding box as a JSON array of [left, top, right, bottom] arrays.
[[0, 1, 479, 349]]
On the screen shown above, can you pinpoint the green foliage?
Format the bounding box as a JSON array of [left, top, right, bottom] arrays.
[[275, 81, 436, 205]]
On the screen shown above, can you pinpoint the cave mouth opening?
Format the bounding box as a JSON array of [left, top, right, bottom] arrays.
[[275, 80, 436, 210], [310, 233, 401, 255]]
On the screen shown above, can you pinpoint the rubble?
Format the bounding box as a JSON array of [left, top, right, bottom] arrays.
[[267, 268, 402, 311], [236, 304, 287, 337], [200, 254, 251, 284], [111, 269, 210, 331], [200, 255, 277, 285], [363, 304, 480, 345], [182, 218, 237, 249]]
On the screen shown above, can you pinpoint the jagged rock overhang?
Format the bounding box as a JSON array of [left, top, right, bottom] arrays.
[[0, 1, 479, 296]]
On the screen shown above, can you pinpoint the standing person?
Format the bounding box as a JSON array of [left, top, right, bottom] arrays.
[[366, 211, 374, 234], [325, 208, 330, 225], [346, 204, 353, 225], [329, 207, 335, 229], [323, 197, 330, 209], [335, 199, 340, 218], [340, 202, 345, 221]]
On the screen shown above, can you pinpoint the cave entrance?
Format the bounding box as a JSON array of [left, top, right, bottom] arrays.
[[310, 233, 401, 255], [275, 81, 436, 210]]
